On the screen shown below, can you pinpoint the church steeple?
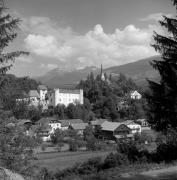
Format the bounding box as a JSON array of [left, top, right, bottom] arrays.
[[100, 64, 105, 81]]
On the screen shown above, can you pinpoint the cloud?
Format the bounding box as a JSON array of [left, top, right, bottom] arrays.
[[17, 56, 33, 63], [23, 16, 160, 69], [141, 13, 173, 22], [40, 63, 58, 70]]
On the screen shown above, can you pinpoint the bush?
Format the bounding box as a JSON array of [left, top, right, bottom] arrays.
[[41, 144, 47, 152], [55, 157, 103, 179], [86, 135, 97, 151], [103, 152, 128, 169]]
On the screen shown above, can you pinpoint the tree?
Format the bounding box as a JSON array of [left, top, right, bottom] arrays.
[[50, 129, 65, 151], [146, 0, 177, 131], [0, 0, 28, 87], [0, 0, 36, 176]]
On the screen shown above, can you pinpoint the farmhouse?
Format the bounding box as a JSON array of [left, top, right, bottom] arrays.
[[122, 120, 141, 134], [90, 119, 107, 129], [101, 121, 133, 140], [48, 88, 83, 107], [58, 119, 84, 130], [69, 123, 88, 135]]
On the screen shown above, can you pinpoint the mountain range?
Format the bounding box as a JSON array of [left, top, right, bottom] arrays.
[[36, 56, 161, 89]]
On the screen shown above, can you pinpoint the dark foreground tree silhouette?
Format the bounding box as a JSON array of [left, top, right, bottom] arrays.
[[147, 0, 177, 131], [0, 0, 28, 89], [0, 0, 37, 178]]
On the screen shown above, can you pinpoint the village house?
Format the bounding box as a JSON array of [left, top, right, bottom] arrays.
[[69, 123, 88, 135], [90, 119, 107, 129], [122, 120, 141, 134], [38, 85, 49, 110], [48, 88, 83, 107], [36, 118, 84, 141], [58, 119, 84, 130], [130, 90, 142, 100], [28, 90, 40, 106], [101, 121, 133, 140], [136, 119, 151, 131]]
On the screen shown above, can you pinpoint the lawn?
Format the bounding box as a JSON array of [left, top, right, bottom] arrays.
[[35, 150, 114, 170]]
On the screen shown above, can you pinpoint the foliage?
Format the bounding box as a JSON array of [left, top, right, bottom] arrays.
[[103, 152, 128, 169], [13, 102, 42, 121], [77, 72, 146, 120], [53, 99, 94, 122], [50, 129, 66, 151], [55, 157, 103, 179], [0, 120, 37, 175], [146, 0, 177, 131], [155, 128, 177, 162], [134, 132, 154, 144]]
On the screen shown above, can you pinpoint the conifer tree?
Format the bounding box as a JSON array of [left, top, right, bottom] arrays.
[[0, 0, 28, 88], [147, 0, 177, 131]]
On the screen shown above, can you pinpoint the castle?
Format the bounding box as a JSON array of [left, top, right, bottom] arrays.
[[16, 85, 83, 109]]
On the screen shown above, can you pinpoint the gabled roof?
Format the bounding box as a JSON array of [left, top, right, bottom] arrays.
[[130, 90, 141, 95], [59, 119, 83, 127], [122, 120, 140, 126], [91, 119, 107, 126], [70, 123, 88, 130], [38, 85, 48, 90], [28, 90, 39, 98], [101, 121, 122, 131]]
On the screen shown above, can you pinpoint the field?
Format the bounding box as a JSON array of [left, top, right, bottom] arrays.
[[35, 150, 114, 170]]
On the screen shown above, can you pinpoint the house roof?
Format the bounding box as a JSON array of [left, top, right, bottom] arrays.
[[101, 121, 123, 131], [70, 123, 88, 130], [130, 90, 141, 95], [28, 90, 39, 98], [122, 120, 140, 126], [58, 119, 83, 127], [38, 85, 48, 90], [91, 119, 107, 126]]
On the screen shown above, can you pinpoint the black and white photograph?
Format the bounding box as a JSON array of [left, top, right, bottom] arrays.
[[0, 0, 177, 179]]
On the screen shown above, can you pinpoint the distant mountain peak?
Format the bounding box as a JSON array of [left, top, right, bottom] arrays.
[[35, 56, 161, 89]]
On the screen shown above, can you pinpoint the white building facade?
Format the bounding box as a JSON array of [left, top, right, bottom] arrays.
[[48, 89, 84, 107], [130, 90, 142, 100]]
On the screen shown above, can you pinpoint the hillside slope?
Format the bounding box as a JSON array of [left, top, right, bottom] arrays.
[[36, 56, 160, 88]]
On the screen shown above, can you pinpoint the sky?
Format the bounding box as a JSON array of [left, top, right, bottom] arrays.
[[5, 0, 175, 77]]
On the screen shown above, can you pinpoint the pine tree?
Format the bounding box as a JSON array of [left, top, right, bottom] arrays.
[[0, 0, 28, 88], [147, 0, 177, 131]]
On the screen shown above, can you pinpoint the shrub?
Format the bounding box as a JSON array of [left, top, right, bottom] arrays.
[[41, 144, 47, 152], [86, 135, 97, 151], [69, 140, 78, 151]]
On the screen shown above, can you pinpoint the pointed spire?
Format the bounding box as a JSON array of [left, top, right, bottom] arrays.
[[101, 64, 105, 81]]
